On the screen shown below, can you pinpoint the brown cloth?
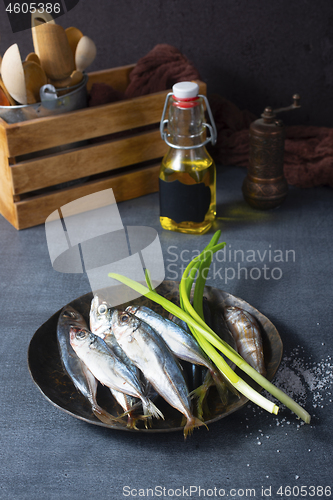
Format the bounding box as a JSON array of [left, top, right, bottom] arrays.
[[208, 94, 257, 168], [88, 83, 124, 107], [89, 44, 333, 189], [124, 44, 201, 98], [88, 44, 200, 106], [284, 126, 333, 188]]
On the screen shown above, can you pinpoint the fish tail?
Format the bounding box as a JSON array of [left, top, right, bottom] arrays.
[[184, 416, 208, 439], [127, 412, 159, 430], [189, 373, 213, 420], [92, 405, 124, 425], [142, 398, 165, 420], [116, 400, 142, 421]]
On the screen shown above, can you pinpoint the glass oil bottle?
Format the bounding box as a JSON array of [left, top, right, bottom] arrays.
[[159, 82, 217, 234]]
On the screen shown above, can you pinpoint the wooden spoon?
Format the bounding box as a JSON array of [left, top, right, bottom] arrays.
[[26, 52, 41, 65], [0, 76, 16, 105], [31, 10, 55, 26], [0, 43, 10, 106], [65, 27, 83, 58], [32, 23, 75, 81], [23, 60, 48, 104], [0, 87, 10, 106], [31, 10, 56, 57], [1, 44, 27, 104], [75, 36, 97, 72], [51, 70, 83, 89]]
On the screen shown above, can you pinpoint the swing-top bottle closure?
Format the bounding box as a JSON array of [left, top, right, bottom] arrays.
[[160, 82, 217, 150]]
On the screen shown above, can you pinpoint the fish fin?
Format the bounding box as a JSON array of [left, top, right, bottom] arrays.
[[189, 370, 214, 419], [126, 416, 139, 430], [119, 400, 143, 416], [92, 406, 125, 425], [143, 399, 164, 420], [126, 413, 154, 430], [183, 416, 208, 439], [212, 376, 231, 407], [143, 416, 153, 430], [117, 401, 157, 423], [189, 384, 211, 421], [115, 402, 157, 430]]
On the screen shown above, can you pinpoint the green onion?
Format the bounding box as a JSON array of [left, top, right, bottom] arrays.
[[192, 230, 222, 320], [108, 232, 311, 424], [178, 235, 310, 423]]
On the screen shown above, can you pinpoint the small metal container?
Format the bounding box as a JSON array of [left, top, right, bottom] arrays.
[[242, 94, 300, 210], [0, 73, 88, 124]]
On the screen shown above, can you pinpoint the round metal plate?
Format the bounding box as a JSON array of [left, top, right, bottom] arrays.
[[28, 281, 283, 433]]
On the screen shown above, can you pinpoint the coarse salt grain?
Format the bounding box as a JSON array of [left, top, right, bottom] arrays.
[[239, 346, 332, 448], [264, 346, 333, 413]]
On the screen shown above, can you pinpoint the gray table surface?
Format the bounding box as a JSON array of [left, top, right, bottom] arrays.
[[0, 165, 332, 500]]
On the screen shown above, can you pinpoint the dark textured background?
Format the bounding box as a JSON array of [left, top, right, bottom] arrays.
[[1, 0, 333, 126], [0, 166, 332, 499], [1, 4, 332, 497]]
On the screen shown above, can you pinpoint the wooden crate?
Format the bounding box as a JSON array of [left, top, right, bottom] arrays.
[[0, 64, 206, 230]]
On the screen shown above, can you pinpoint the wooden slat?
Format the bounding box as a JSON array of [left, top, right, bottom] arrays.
[[15, 163, 160, 230], [10, 128, 167, 195], [0, 127, 17, 228], [4, 80, 206, 157], [87, 64, 135, 92]]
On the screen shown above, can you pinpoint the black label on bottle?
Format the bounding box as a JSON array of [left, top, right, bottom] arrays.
[[159, 179, 211, 224]]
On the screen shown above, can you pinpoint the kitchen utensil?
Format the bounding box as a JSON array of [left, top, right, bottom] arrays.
[[65, 26, 83, 58], [31, 10, 56, 57], [0, 73, 87, 126], [31, 10, 56, 26], [26, 52, 41, 65], [51, 70, 83, 89], [243, 95, 301, 210], [1, 44, 27, 105], [75, 35, 96, 72], [23, 60, 48, 104], [0, 87, 10, 106], [32, 22, 75, 81], [0, 76, 16, 106]]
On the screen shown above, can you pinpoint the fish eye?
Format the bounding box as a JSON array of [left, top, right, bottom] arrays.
[[63, 310, 77, 319], [97, 304, 108, 315], [119, 313, 130, 324], [76, 330, 88, 340]]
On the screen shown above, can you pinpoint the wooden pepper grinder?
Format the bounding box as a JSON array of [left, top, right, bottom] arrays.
[[242, 94, 300, 210]]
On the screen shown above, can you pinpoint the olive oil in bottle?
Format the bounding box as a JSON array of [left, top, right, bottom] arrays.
[[159, 82, 217, 234]]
